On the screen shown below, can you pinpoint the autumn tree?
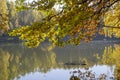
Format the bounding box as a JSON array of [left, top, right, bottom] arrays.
[[9, 0, 120, 48], [0, 0, 9, 34], [17, 10, 42, 26], [7, 1, 19, 30], [104, 1, 120, 38], [7, 1, 42, 30]]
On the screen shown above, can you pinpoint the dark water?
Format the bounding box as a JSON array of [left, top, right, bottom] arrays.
[[0, 41, 120, 80]]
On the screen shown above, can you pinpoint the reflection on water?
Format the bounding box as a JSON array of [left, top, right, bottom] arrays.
[[14, 65, 114, 80], [102, 44, 120, 80], [0, 41, 119, 80], [69, 65, 115, 80]]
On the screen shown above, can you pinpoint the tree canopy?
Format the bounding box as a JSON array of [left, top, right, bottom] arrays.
[[104, 1, 120, 38], [0, 0, 9, 34], [9, 0, 120, 48]]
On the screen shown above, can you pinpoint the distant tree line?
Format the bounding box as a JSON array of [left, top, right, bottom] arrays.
[[0, 0, 42, 35]]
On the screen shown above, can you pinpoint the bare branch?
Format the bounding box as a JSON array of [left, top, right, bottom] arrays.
[[48, 9, 64, 20]]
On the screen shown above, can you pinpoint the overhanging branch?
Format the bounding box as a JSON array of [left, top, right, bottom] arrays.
[[104, 25, 120, 29]]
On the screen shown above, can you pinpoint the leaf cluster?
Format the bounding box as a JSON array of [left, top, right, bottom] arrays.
[[10, 0, 120, 47]]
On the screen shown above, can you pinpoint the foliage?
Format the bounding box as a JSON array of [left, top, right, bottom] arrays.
[[104, 2, 120, 38], [9, 0, 120, 47], [7, 1, 19, 29], [7, 1, 42, 30], [0, 0, 9, 34]]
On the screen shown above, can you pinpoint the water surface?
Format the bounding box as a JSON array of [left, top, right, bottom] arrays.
[[0, 41, 120, 80]]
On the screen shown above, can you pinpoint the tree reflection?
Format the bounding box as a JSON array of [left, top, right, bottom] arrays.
[[68, 43, 120, 80], [0, 49, 10, 80], [0, 45, 57, 80], [102, 44, 120, 80], [0, 42, 118, 80], [70, 75, 80, 80], [69, 68, 108, 80]]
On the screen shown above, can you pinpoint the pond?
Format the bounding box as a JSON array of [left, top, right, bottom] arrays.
[[0, 41, 120, 80]]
